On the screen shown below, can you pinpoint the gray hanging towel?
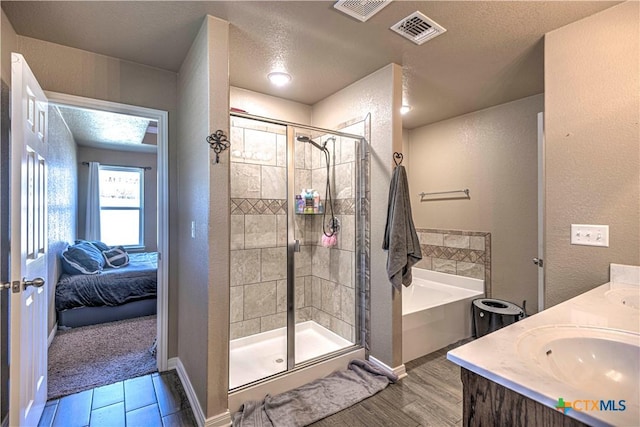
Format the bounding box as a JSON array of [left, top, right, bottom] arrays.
[[382, 165, 422, 288]]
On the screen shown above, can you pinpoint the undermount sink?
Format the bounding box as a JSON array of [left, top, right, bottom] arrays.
[[605, 287, 640, 309], [517, 326, 640, 401]]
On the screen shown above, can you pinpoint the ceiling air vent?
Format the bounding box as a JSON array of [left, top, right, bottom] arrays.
[[334, 0, 393, 22], [390, 11, 446, 45]]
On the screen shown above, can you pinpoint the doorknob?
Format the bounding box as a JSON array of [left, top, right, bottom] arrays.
[[23, 277, 45, 289], [533, 258, 544, 267], [0, 278, 42, 293]]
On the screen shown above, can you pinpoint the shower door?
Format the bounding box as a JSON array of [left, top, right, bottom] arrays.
[[291, 127, 359, 367], [229, 114, 364, 390]]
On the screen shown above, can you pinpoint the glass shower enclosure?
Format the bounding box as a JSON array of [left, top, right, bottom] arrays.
[[228, 113, 366, 389]]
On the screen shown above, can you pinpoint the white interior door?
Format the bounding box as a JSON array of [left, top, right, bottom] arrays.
[[8, 53, 49, 427]]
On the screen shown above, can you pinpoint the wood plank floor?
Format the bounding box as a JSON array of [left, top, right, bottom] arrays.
[[41, 341, 467, 426], [310, 341, 468, 427]]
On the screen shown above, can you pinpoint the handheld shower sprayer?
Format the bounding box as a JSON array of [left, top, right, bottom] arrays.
[[295, 134, 338, 237], [296, 135, 327, 152]]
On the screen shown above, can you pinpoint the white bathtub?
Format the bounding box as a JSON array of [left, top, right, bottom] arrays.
[[403, 268, 484, 363]]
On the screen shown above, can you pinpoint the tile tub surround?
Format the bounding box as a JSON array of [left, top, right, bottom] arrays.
[[447, 264, 640, 427], [415, 229, 491, 297]]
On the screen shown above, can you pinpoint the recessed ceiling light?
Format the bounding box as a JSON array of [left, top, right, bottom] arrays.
[[268, 72, 291, 87], [401, 105, 413, 115]]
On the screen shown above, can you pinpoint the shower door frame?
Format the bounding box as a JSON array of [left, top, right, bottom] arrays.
[[230, 112, 368, 385]]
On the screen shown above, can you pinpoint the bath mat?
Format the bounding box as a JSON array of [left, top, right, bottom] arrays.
[[232, 359, 398, 427]]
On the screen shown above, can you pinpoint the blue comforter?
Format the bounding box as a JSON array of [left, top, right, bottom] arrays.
[[55, 252, 158, 311]]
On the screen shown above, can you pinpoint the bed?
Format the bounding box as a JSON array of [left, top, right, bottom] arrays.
[[56, 251, 158, 329]]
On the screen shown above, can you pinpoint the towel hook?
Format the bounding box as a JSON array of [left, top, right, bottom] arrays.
[[393, 152, 403, 167], [206, 130, 230, 164]]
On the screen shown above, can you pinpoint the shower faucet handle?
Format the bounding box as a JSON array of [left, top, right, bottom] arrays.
[[293, 240, 301, 253]]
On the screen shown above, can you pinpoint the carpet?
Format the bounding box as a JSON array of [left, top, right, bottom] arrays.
[[232, 359, 398, 427], [48, 315, 157, 399]]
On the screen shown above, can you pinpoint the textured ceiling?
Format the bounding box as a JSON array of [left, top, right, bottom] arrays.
[[55, 105, 157, 153], [2, 1, 620, 129]]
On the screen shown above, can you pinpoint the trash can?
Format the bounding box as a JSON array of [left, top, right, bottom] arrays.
[[472, 298, 525, 338]]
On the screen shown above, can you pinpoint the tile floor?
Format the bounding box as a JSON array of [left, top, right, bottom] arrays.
[[41, 341, 465, 427], [38, 371, 196, 427]]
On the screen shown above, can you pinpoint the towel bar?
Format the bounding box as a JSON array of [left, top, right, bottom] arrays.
[[419, 189, 470, 201]]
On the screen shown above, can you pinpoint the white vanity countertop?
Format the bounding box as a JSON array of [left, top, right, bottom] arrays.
[[447, 266, 640, 427]]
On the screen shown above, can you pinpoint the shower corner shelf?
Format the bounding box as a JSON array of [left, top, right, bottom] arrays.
[[295, 212, 324, 215]]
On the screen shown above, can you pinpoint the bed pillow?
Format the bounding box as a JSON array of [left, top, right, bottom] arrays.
[[102, 246, 130, 268], [61, 242, 105, 275], [75, 239, 110, 252]]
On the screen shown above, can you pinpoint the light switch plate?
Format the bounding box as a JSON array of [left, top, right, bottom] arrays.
[[571, 224, 609, 247]]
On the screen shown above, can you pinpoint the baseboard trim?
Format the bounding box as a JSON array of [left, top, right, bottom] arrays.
[[170, 357, 232, 427], [369, 355, 408, 380], [173, 357, 206, 427], [48, 323, 58, 348], [167, 357, 178, 371], [205, 411, 232, 427]]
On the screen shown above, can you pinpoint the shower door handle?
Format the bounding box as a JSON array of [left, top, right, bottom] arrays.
[[293, 240, 301, 253]]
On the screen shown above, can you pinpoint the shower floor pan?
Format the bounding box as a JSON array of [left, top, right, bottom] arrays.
[[229, 320, 353, 389]]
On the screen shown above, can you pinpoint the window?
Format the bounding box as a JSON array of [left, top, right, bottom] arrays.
[[99, 166, 144, 247]]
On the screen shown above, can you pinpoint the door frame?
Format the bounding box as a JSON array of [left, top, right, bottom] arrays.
[[537, 112, 545, 312], [45, 91, 170, 370]]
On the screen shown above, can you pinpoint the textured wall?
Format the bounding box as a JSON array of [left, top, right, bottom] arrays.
[[14, 34, 180, 358], [544, 2, 640, 306], [205, 16, 230, 418], [47, 107, 78, 332], [1, 11, 18, 87], [176, 15, 230, 417], [230, 86, 311, 125], [408, 94, 543, 311], [312, 64, 403, 368], [76, 146, 157, 251]]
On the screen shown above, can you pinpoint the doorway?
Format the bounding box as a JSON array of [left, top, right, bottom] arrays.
[[45, 92, 170, 394]]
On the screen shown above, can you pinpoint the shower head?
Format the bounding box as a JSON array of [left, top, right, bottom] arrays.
[[296, 135, 326, 152]]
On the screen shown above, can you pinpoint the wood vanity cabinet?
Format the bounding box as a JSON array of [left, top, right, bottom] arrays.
[[460, 368, 588, 427]]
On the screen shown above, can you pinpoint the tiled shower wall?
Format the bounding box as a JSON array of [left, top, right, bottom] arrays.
[[229, 117, 359, 342], [414, 228, 492, 297]]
